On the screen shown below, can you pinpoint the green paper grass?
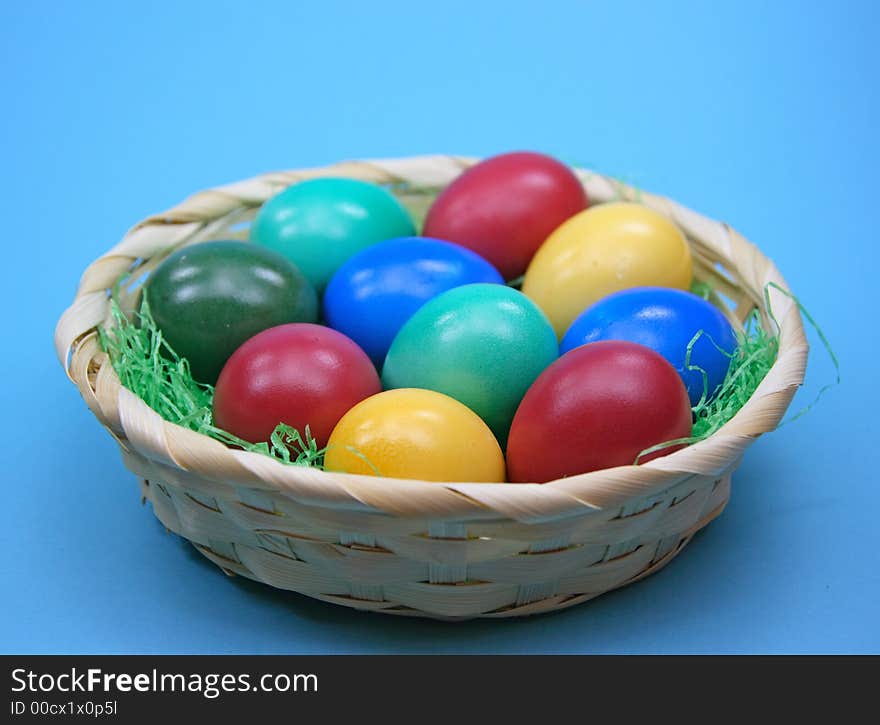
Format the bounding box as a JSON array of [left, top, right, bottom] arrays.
[[633, 309, 778, 463], [99, 294, 325, 468], [690, 310, 777, 438], [635, 283, 839, 462]]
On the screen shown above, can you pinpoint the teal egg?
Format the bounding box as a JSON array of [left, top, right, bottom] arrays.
[[249, 177, 416, 290], [382, 283, 558, 445]]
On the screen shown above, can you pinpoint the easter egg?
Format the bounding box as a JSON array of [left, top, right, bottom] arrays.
[[146, 241, 318, 384], [323, 237, 504, 366], [213, 323, 381, 447], [382, 283, 558, 444], [422, 151, 589, 280], [325, 389, 505, 482], [250, 177, 416, 290], [507, 341, 693, 483], [560, 287, 738, 406], [521, 202, 693, 338]]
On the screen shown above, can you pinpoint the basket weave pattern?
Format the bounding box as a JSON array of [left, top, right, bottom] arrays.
[[55, 156, 808, 619]]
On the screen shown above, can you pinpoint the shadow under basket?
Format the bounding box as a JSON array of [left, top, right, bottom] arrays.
[[55, 156, 808, 620]]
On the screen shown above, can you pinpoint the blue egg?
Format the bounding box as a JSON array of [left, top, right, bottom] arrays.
[[560, 287, 738, 406], [323, 237, 504, 365]]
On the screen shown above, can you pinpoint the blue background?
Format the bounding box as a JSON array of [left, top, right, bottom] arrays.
[[2, 0, 875, 653]]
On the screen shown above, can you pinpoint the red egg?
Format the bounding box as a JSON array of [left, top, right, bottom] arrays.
[[507, 341, 692, 483], [423, 151, 589, 280], [213, 324, 381, 447]]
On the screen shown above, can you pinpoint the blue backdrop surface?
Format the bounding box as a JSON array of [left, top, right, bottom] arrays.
[[1, 0, 876, 653]]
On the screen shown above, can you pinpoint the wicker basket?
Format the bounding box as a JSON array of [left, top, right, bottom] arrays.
[[54, 155, 808, 620]]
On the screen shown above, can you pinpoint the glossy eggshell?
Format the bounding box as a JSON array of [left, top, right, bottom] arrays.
[[145, 240, 318, 384], [522, 202, 693, 337], [507, 341, 693, 483], [249, 177, 416, 291], [422, 152, 589, 280], [561, 287, 738, 406], [381, 283, 558, 444], [213, 323, 381, 447], [323, 236, 504, 365], [324, 388, 505, 482]]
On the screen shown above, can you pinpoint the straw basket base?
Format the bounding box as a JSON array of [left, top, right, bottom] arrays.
[[135, 466, 731, 621]]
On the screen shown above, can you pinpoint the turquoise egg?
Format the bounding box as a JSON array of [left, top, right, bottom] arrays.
[[382, 283, 558, 445], [249, 177, 416, 290]]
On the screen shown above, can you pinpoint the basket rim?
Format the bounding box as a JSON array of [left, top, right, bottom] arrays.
[[54, 154, 809, 521]]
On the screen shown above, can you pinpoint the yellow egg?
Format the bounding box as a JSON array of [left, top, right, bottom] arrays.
[[521, 202, 693, 338], [324, 389, 506, 482]]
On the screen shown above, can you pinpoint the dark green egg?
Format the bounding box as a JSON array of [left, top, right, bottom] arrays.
[[145, 240, 318, 383]]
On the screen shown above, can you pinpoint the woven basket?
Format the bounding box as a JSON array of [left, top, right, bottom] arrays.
[[55, 155, 808, 620]]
